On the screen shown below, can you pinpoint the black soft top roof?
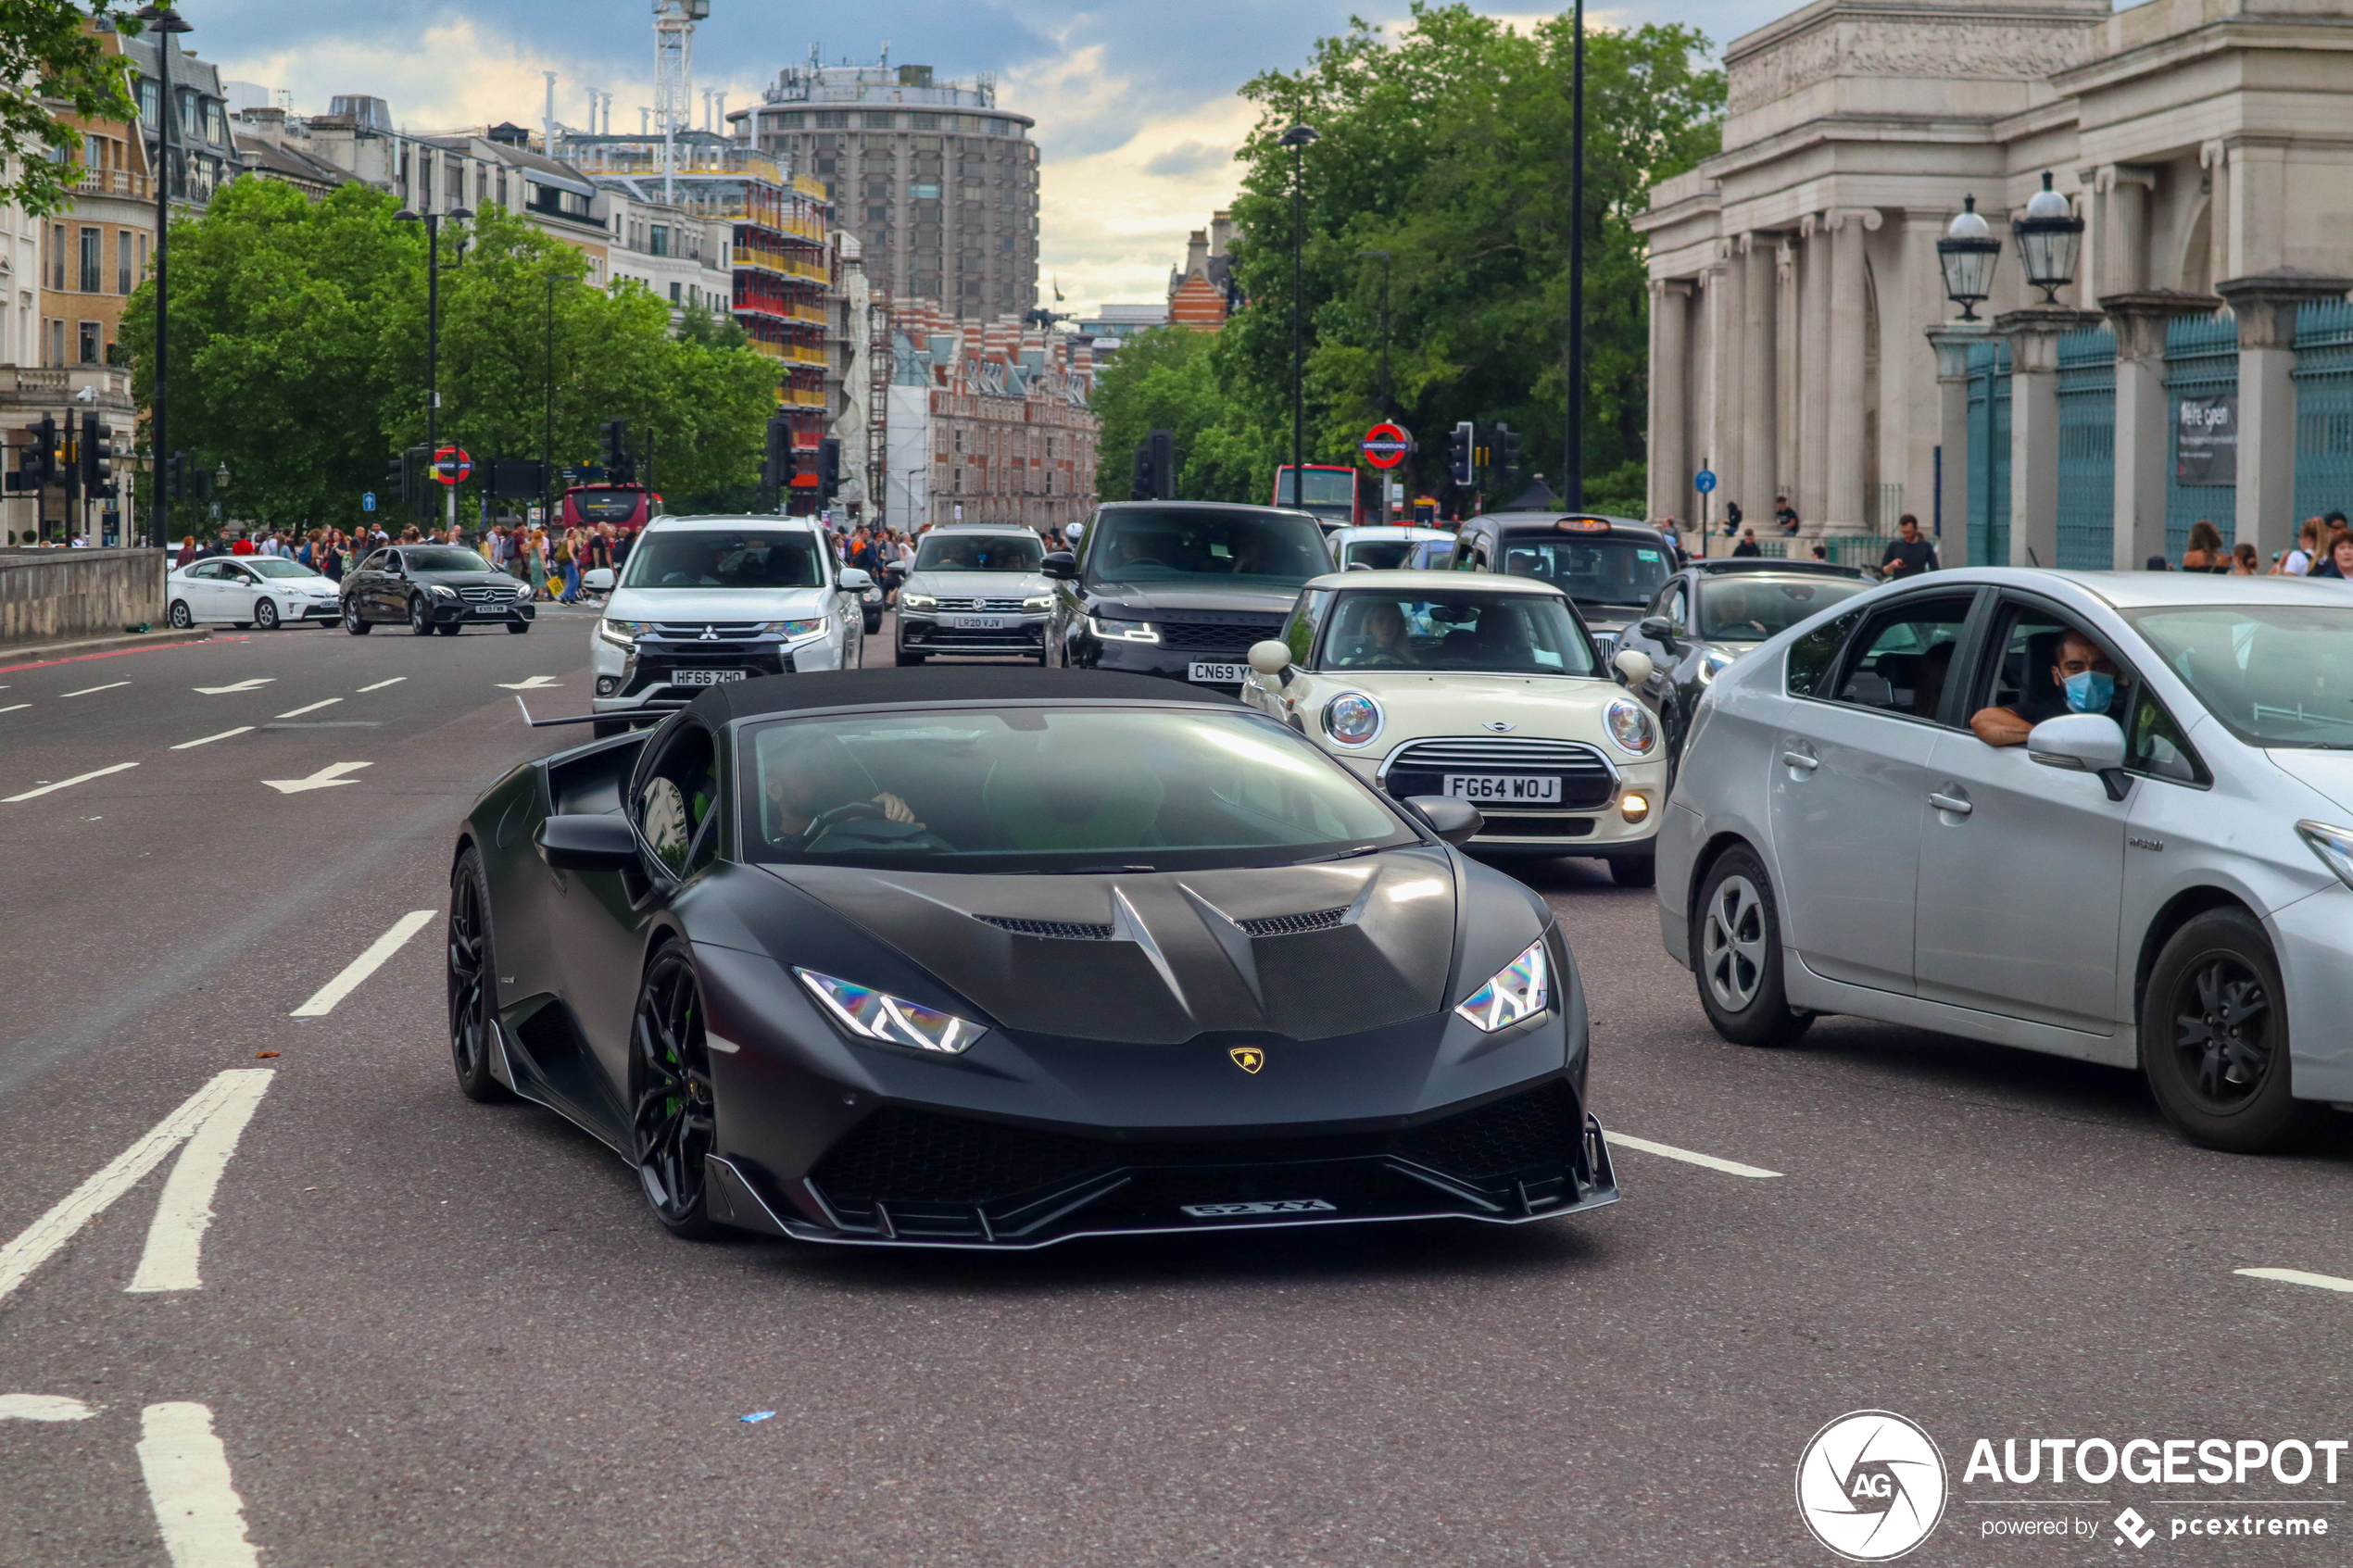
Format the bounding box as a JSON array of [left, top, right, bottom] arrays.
[[686, 666, 1244, 725]]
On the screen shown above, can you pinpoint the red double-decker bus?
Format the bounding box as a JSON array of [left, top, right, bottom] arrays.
[[1271, 464, 1372, 528], [561, 483, 662, 532]]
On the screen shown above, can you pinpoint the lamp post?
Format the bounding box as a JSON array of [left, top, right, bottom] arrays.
[[1936, 195, 2002, 320], [904, 464, 925, 532], [1278, 123, 1319, 507], [2011, 171, 2084, 305], [135, 4, 192, 549], [394, 205, 472, 528], [1563, 0, 1586, 511]]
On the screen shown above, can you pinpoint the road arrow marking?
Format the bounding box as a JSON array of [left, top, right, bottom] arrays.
[[273, 697, 341, 719], [260, 760, 371, 795], [497, 675, 562, 690], [137, 1402, 262, 1568], [192, 679, 274, 695], [4, 761, 138, 802]]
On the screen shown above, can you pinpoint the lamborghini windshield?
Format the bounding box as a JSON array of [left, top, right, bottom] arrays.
[[741, 707, 1416, 872]]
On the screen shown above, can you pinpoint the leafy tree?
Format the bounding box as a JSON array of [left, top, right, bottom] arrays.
[[1214, 4, 1723, 517], [119, 180, 780, 532], [1088, 326, 1277, 504], [0, 2, 146, 217]]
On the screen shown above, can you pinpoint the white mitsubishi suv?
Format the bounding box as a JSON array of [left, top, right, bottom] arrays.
[[588, 516, 873, 732]]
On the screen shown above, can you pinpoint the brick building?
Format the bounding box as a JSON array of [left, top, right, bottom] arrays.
[[882, 300, 1098, 533]]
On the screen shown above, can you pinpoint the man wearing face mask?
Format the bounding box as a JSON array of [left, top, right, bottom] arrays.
[[1969, 628, 2127, 746]]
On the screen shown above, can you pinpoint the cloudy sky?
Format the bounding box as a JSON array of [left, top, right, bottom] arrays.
[[185, 0, 1793, 311]]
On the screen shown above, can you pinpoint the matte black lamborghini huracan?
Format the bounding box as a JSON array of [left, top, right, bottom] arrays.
[[447, 667, 1617, 1248]]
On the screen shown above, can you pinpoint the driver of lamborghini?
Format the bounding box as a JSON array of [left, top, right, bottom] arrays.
[[762, 734, 927, 848]]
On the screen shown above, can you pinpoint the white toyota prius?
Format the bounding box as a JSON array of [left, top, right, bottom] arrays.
[[1656, 568, 2353, 1152]]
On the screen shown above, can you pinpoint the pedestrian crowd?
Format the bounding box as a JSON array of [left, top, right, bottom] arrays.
[[171, 518, 642, 606]]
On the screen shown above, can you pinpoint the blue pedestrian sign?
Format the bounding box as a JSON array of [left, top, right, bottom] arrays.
[[1693, 469, 1718, 495], [362, 492, 377, 512]]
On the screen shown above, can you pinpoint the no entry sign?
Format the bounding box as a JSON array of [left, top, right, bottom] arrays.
[[433, 446, 472, 485], [1360, 422, 1411, 470]]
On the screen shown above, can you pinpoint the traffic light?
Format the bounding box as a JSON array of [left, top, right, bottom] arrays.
[[80, 413, 113, 487], [1494, 422, 1520, 481], [761, 414, 792, 494], [1149, 429, 1175, 500], [1131, 440, 1155, 502], [600, 420, 635, 483], [405, 445, 431, 518], [164, 452, 183, 500], [1449, 420, 1475, 487], [816, 437, 841, 506], [385, 452, 409, 506]]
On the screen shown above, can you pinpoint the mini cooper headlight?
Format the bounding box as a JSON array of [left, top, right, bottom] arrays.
[[1455, 938, 1551, 1033], [795, 968, 984, 1055], [1088, 615, 1161, 643], [1605, 696, 1656, 755], [900, 592, 938, 610], [597, 619, 649, 647], [1322, 693, 1382, 746], [1022, 595, 1053, 611], [1697, 646, 1740, 684]]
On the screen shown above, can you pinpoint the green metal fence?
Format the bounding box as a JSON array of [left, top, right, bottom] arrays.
[[2056, 328, 2117, 569], [2165, 312, 2238, 558], [1965, 340, 2011, 565], [2295, 298, 2353, 525]]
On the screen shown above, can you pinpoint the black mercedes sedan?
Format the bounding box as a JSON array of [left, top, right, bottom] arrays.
[[1045, 501, 1332, 692], [447, 667, 1617, 1249], [342, 544, 535, 636]]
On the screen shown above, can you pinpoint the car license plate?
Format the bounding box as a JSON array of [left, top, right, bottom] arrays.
[[1188, 660, 1248, 684], [941, 614, 1007, 629], [1180, 1198, 1337, 1218], [672, 670, 749, 687], [1445, 773, 1562, 804]]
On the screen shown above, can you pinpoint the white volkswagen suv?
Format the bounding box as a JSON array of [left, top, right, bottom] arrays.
[[589, 516, 872, 731]]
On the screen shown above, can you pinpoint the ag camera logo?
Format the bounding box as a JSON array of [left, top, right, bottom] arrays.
[[1796, 1411, 1948, 1561]]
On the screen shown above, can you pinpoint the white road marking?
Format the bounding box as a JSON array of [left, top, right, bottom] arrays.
[[0, 1071, 272, 1306], [259, 760, 370, 795], [290, 909, 436, 1018], [497, 675, 561, 689], [356, 676, 405, 692], [1606, 1130, 1783, 1179], [128, 1072, 274, 1294], [272, 697, 341, 719], [4, 761, 139, 803], [137, 1402, 261, 1568], [0, 1393, 98, 1421], [0, 703, 27, 714], [192, 679, 273, 695], [2236, 1267, 2353, 1295], [59, 681, 131, 697], [171, 727, 253, 750]]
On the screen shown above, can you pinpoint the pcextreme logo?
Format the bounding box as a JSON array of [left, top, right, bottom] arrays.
[[1796, 1411, 1950, 1562]]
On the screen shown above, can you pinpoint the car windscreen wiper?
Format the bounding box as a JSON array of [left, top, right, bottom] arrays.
[[1038, 863, 1161, 875]]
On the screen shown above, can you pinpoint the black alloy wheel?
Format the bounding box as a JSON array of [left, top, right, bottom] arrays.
[[447, 847, 513, 1103], [343, 600, 371, 634], [1692, 846, 1812, 1048], [409, 596, 434, 636], [631, 946, 722, 1238], [254, 598, 280, 631], [167, 599, 194, 629], [2141, 909, 2303, 1152]]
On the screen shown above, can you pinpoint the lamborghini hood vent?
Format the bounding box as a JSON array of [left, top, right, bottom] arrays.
[[1237, 907, 1351, 938], [976, 914, 1114, 941]]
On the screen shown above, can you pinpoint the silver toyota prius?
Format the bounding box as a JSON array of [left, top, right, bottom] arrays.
[[1655, 567, 2353, 1152]]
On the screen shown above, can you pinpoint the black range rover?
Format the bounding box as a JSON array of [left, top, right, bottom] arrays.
[[1045, 502, 1333, 688]]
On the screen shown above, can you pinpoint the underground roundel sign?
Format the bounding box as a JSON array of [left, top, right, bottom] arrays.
[[1361, 422, 1411, 470], [433, 446, 472, 486]]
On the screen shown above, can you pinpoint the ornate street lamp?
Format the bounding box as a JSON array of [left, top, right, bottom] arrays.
[[1936, 195, 2001, 320], [136, 4, 194, 549], [2012, 171, 2083, 305]]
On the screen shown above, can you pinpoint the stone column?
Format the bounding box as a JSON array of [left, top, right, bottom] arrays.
[[1776, 238, 1799, 508], [1648, 279, 1692, 525], [2199, 141, 2230, 289], [1924, 321, 1987, 551], [1825, 208, 1881, 533], [1716, 242, 1745, 520], [1741, 233, 1777, 523], [1799, 215, 1830, 530], [2095, 167, 2154, 299], [2216, 269, 2353, 560], [2103, 291, 2221, 570], [1995, 306, 2105, 567]]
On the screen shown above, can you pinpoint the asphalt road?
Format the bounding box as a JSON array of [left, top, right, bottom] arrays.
[[4, 607, 2350, 1567]]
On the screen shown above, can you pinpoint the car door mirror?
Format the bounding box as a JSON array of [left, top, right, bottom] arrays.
[[582, 568, 615, 592], [2027, 713, 2132, 800], [837, 567, 875, 591], [1039, 551, 1077, 580], [1636, 615, 1680, 650], [535, 813, 641, 872], [1401, 795, 1483, 847], [1613, 648, 1656, 685], [1248, 639, 1294, 685]]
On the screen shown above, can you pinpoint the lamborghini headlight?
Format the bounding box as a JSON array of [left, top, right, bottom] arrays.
[[1454, 938, 1551, 1033], [795, 968, 984, 1055], [1605, 696, 1657, 755]]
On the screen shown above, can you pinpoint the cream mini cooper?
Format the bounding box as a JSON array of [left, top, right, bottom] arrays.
[[1240, 570, 1667, 885]]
